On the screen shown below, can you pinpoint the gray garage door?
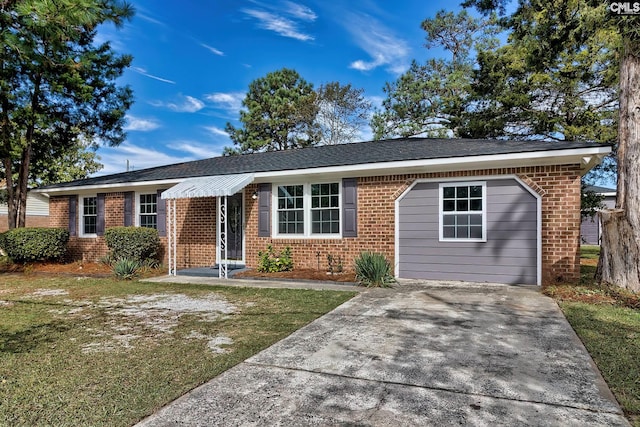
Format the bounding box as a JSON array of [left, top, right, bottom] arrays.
[[397, 178, 539, 285]]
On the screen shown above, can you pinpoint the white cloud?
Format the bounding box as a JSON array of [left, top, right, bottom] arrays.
[[205, 92, 245, 115], [283, 1, 317, 21], [243, 8, 314, 41], [150, 95, 205, 113], [137, 13, 167, 27], [201, 43, 224, 56], [131, 67, 176, 84], [95, 143, 195, 176], [204, 126, 229, 137], [123, 115, 161, 131], [367, 95, 385, 111], [345, 14, 410, 74], [172, 140, 222, 158]]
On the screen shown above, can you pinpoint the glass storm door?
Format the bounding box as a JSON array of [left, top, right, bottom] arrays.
[[226, 193, 243, 260]]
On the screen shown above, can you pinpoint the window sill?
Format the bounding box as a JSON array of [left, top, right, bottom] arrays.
[[439, 238, 487, 243], [272, 234, 342, 240]]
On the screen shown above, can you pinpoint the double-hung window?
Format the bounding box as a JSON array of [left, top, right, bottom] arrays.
[[439, 182, 486, 241], [81, 196, 97, 236], [275, 182, 341, 237], [277, 185, 304, 234], [138, 193, 158, 229], [311, 183, 340, 234]]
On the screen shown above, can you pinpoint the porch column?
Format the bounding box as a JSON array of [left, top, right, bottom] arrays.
[[219, 195, 228, 278]]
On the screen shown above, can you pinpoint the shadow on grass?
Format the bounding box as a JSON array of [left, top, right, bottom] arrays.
[[0, 321, 71, 354]]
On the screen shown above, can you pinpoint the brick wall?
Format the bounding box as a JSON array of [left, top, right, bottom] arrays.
[[48, 163, 582, 284], [0, 215, 49, 232], [247, 165, 581, 284]]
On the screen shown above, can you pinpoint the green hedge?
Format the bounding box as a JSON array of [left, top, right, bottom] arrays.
[[104, 226, 160, 263], [0, 228, 69, 262]]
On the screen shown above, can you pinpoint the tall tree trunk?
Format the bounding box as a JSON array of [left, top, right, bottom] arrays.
[[16, 143, 31, 228], [1, 94, 16, 229], [596, 47, 640, 292], [12, 75, 41, 229]]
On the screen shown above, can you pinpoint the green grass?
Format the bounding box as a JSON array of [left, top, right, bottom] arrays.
[[560, 302, 640, 426], [548, 245, 640, 425], [580, 244, 601, 260], [0, 274, 356, 426]]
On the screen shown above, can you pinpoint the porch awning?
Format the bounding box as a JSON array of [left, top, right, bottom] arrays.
[[161, 173, 255, 200]]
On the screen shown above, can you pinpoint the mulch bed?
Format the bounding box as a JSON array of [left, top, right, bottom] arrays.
[[234, 268, 357, 283]]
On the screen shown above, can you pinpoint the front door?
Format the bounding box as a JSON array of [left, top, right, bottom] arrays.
[[225, 193, 243, 260]]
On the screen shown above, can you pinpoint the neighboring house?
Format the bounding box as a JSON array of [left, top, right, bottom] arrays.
[[34, 138, 611, 286], [0, 184, 50, 232], [580, 185, 616, 245]]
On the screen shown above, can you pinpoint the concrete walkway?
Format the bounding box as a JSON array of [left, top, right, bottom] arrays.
[[137, 280, 629, 426]]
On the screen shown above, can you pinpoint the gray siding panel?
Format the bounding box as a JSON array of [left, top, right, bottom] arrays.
[[580, 217, 599, 245], [398, 179, 538, 285]]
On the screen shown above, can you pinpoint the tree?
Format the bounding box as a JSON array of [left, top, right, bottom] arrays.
[[225, 68, 319, 154], [0, 0, 133, 229], [371, 10, 498, 139], [315, 82, 371, 145], [465, 0, 640, 292], [466, 3, 619, 144]]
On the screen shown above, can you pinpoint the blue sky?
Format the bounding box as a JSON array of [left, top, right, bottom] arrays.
[[94, 0, 459, 176]]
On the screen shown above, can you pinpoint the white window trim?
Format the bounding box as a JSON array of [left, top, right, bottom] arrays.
[[438, 181, 487, 242], [79, 195, 98, 238], [135, 191, 158, 229], [271, 182, 342, 239]]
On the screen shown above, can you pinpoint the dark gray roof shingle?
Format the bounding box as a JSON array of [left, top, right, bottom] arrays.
[[39, 137, 606, 189]]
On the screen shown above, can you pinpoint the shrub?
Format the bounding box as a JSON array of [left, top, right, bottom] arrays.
[[257, 245, 294, 273], [354, 251, 395, 288], [113, 258, 140, 280], [0, 228, 69, 262], [104, 227, 160, 264]]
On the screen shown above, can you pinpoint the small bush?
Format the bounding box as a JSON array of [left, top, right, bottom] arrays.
[[104, 227, 160, 264], [0, 228, 69, 262], [257, 245, 293, 273], [0, 255, 14, 271], [354, 251, 395, 288], [113, 258, 140, 280]]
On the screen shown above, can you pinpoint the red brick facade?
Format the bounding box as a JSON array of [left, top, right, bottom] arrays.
[[0, 215, 49, 232], [48, 164, 582, 284]]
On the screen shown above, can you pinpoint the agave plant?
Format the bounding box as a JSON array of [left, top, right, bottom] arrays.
[[113, 258, 141, 280], [354, 252, 395, 288]]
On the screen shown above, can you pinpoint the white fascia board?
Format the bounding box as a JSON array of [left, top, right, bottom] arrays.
[[253, 145, 612, 182], [32, 178, 184, 196]]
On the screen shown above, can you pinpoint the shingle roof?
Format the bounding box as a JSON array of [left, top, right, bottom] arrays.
[[39, 137, 607, 189], [584, 185, 616, 194]]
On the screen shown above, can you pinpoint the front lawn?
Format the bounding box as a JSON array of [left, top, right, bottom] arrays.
[[546, 246, 640, 426], [0, 275, 356, 426]]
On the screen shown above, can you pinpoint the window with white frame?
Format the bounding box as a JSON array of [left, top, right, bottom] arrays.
[[139, 193, 157, 229], [440, 182, 486, 241], [275, 182, 340, 236], [81, 196, 97, 236], [311, 183, 340, 234], [277, 185, 304, 234]]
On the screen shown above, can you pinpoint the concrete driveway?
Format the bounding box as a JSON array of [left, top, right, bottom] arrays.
[[137, 281, 629, 426]]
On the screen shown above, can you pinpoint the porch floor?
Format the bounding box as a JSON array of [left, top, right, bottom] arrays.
[[177, 263, 247, 278]]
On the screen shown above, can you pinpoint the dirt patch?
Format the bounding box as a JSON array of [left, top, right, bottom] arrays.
[[234, 268, 357, 283], [78, 293, 239, 353]]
